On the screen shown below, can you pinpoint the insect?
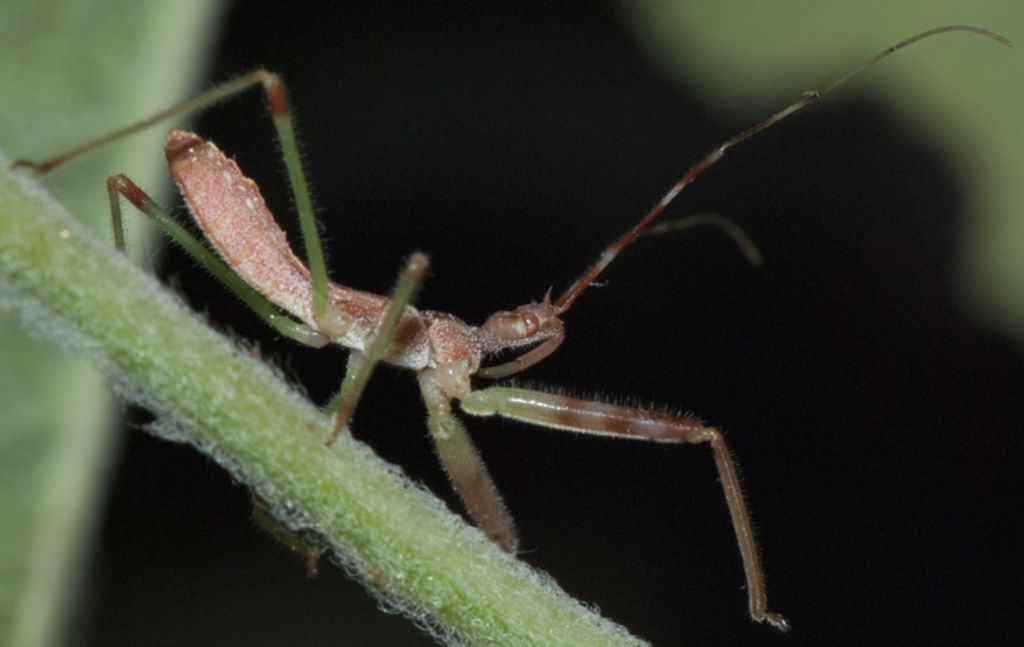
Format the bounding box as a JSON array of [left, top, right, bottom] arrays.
[[13, 25, 1009, 632]]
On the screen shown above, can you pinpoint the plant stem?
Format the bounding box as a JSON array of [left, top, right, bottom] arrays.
[[0, 158, 648, 646]]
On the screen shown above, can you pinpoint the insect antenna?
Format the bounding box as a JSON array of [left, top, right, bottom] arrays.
[[554, 25, 1010, 314]]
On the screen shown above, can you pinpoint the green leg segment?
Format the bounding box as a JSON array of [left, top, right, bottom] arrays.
[[107, 174, 327, 347], [19, 69, 335, 335], [326, 253, 429, 445]]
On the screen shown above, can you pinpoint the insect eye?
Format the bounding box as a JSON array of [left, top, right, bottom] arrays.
[[522, 313, 539, 336]]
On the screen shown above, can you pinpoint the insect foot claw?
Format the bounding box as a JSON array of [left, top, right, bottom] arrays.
[[10, 159, 43, 174], [761, 611, 791, 633]]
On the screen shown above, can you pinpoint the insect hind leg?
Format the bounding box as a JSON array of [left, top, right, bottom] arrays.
[[107, 174, 327, 347]]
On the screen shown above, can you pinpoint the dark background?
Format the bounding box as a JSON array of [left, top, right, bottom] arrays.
[[84, 3, 1023, 646]]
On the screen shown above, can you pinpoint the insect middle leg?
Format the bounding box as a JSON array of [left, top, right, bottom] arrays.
[[325, 252, 430, 444], [459, 386, 789, 631]]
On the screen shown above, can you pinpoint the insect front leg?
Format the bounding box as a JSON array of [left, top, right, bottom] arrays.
[[459, 386, 790, 632], [417, 369, 519, 553]]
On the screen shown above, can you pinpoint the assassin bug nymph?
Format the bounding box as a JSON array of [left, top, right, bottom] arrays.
[[14, 25, 1010, 631]]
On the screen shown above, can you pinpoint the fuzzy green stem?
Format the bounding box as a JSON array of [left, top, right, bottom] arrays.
[[0, 158, 647, 647]]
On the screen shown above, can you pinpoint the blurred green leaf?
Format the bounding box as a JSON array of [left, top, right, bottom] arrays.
[[0, 2, 224, 645], [621, 1, 1024, 343]]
